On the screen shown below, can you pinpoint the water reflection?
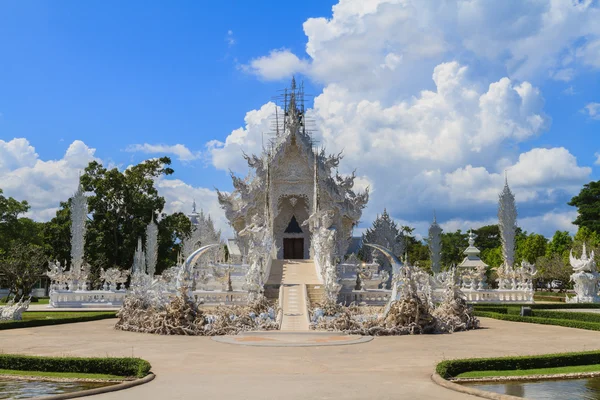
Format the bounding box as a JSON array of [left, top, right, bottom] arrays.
[[463, 377, 600, 400], [0, 378, 115, 399]]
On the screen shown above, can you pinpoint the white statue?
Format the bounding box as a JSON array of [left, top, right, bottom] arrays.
[[239, 217, 273, 299], [100, 268, 130, 291], [567, 243, 599, 303], [0, 297, 30, 321]]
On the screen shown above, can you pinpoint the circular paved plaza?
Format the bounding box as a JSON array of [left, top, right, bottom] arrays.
[[2, 318, 600, 400]]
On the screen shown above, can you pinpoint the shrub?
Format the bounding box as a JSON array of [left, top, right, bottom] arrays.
[[474, 311, 600, 331], [436, 350, 600, 379], [532, 310, 600, 323], [0, 312, 116, 330], [0, 354, 151, 378]]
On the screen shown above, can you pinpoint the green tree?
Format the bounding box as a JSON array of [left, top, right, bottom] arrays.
[[546, 231, 573, 258], [481, 246, 503, 268], [473, 225, 500, 252], [157, 212, 192, 274], [0, 189, 31, 253], [43, 201, 72, 265], [80, 157, 174, 283], [569, 180, 600, 234], [536, 254, 571, 291], [519, 233, 548, 264], [0, 242, 48, 297], [441, 230, 469, 267]]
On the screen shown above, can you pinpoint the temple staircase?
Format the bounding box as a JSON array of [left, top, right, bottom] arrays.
[[266, 259, 321, 331]]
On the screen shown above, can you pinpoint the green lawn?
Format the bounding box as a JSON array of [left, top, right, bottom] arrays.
[[535, 291, 567, 297], [0, 311, 116, 330], [20, 311, 115, 321], [0, 297, 50, 305], [0, 368, 125, 380], [457, 364, 600, 378]]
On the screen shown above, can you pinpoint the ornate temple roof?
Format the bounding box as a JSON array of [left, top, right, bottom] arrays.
[[217, 78, 369, 234], [458, 231, 488, 269]]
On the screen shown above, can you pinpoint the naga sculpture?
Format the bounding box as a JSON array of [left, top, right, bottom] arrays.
[[567, 243, 599, 303]]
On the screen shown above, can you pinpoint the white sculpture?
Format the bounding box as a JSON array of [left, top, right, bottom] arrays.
[[70, 184, 87, 274], [0, 297, 30, 321], [217, 78, 368, 296], [498, 174, 517, 270], [239, 216, 273, 300], [47, 260, 69, 290], [567, 243, 599, 303], [145, 215, 158, 277], [428, 212, 443, 274], [100, 268, 130, 291]]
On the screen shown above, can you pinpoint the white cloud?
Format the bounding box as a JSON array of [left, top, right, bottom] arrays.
[[155, 177, 231, 237], [519, 210, 578, 237], [125, 143, 200, 161], [226, 30, 236, 47], [206, 102, 276, 173], [240, 0, 600, 94], [0, 139, 97, 220], [242, 49, 310, 81], [0, 139, 232, 236], [583, 102, 600, 120]]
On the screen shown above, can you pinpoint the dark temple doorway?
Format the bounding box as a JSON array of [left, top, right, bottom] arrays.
[[283, 238, 304, 259]]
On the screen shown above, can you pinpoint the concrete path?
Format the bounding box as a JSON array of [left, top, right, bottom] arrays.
[[279, 284, 309, 331], [3, 318, 600, 399], [279, 260, 320, 332]]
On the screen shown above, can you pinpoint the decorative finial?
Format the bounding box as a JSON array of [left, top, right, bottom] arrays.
[[291, 76, 296, 90], [192, 199, 197, 213], [468, 229, 476, 247]]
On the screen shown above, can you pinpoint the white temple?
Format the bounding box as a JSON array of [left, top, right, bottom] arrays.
[[217, 78, 369, 299]]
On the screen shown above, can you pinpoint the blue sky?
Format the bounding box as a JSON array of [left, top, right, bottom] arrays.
[[1, 0, 599, 238]]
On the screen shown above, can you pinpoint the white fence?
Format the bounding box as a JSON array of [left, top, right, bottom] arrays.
[[339, 288, 534, 306], [192, 290, 248, 305], [49, 290, 127, 308]]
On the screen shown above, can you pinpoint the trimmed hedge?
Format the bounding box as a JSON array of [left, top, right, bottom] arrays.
[[532, 310, 600, 323], [474, 311, 600, 331], [473, 303, 600, 310], [0, 312, 116, 330], [436, 350, 600, 379], [0, 354, 151, 378]]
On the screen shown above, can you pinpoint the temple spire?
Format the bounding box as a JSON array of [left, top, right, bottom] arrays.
[[498, 176, 517, 269], [428, 211, 442, 273]]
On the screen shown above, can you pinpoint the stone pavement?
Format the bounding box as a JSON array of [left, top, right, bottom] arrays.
[[2, 318, 600, 400]]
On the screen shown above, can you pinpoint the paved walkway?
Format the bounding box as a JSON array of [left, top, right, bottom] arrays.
[[2, 318, 600, 399], [279, 260, 320, 332], [279, 284, 309, 331]]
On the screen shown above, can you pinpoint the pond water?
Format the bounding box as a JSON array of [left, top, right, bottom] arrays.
[[0, 378, 116, 399], [463, 377, 600, 399]]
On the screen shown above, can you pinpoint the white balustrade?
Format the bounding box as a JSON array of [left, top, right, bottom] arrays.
[[50, 290, 126, 308]]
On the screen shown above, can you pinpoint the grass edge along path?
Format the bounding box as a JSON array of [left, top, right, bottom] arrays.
[[437, 350, 600, 380], [0, 354, 151, 379], [0, 368, 125, 381], [456, 363, 600, 378], [0, 311, 116, 330], [473, 303, 600, 331]]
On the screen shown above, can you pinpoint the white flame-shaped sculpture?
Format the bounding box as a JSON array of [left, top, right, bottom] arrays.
[[428, 213, 443, 274], [145, 215, 158, 277], [567, 243, 599, 303], [498, 176, 517, 278]]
